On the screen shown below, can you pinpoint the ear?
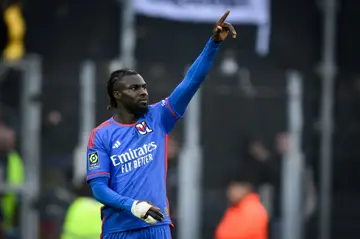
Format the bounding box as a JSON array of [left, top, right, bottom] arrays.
[[113, 91, 121, 100]]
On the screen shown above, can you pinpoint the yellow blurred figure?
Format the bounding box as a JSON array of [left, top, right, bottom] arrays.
[[61, 197, 103, 239], [3, 3, 25, 61], [0, 123, 24, 235], [61, 179, 103, 239]]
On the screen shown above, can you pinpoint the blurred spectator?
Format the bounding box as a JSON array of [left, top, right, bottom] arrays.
[[0, 122, 23, 239], [240, 133, 317, 239], [60, 179, 102, 239], [215, 178, 268, 239]]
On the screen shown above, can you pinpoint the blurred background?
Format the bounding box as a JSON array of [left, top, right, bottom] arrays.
[[0, 0, 357, 238]]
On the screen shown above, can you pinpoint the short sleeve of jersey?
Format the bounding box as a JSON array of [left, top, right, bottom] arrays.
[[152, 98, 182, 133], [86, 128, 111, 182]]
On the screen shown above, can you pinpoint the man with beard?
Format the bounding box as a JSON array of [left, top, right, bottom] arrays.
[[86, 10, 236, 239]]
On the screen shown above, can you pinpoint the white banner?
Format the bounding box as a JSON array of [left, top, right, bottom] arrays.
[[134, 0, 271, 55]]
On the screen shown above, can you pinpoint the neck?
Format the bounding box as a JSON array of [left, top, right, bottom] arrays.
[[114, 111, 139, 125], [232, 191, 252, 205]]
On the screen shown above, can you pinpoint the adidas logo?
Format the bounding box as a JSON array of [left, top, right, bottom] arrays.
[[112, 140, 121, 149]]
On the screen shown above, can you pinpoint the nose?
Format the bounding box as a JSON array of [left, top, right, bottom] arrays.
[[139, 87, 148, 96]]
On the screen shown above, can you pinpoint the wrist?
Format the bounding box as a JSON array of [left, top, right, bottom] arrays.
[[123, 198, 136, 212], [210, 37, 222, 45]]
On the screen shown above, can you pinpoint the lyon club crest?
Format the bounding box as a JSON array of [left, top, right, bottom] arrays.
[[135, 121, 153, 135]]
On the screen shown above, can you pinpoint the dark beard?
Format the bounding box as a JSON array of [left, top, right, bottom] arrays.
[[129, 105, 149, 118]]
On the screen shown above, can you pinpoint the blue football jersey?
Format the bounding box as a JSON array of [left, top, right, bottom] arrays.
[[86, 98, 180, 234]]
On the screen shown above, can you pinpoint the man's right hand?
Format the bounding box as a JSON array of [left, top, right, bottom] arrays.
[[212, 10, 237, 42], [131, 200, 164, 225]]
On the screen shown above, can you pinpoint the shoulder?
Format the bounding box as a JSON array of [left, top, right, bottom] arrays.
[[91, 120, 112, 137], [242, 198, 268, 219], [87, 119, 113, 148], [141, 100, 166, 121], [149, 99, 167, 111], [147, 99, 176, 119]]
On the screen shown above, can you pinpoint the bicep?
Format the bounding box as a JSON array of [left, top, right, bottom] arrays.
[[154, 99, 181, 133], [86, 131, 111, 182]]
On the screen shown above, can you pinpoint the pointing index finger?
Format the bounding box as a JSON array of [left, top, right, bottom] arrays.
[[217, 10, 230, 25]]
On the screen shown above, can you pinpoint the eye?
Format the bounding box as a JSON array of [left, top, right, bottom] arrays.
[[130, 86, 137, 91], [143, 85, 147, 90]]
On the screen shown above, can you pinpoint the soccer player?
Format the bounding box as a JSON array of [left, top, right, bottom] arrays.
[[86, 10, 236, 239]]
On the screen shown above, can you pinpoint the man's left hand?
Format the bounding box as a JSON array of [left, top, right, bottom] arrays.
[[212, 10, 237, 42]]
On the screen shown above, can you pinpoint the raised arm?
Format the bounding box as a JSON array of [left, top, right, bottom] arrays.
[[167, 10, 237, 117]]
